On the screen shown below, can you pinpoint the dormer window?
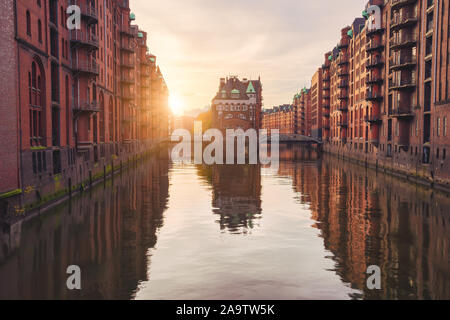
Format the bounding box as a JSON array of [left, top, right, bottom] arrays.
[[231, 89, 240, 99]]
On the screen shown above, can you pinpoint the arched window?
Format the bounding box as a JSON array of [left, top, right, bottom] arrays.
[[30, 60, 45, 146]]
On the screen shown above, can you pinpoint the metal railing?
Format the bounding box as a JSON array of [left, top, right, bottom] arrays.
[[70, 30, 99, 47], [73, 101, 99, 113], [72, 60, 99, 74], [390, 34, 418, 47], [389, 78, 417, 88]]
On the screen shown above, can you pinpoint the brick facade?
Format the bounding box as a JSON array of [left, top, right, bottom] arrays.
[[311, 0, 450, 190], [0, 0, 170, 217], [262, 105, 295, 135], [211, 76, 263, 131]]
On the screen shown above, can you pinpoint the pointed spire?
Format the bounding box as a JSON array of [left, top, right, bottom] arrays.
[[246, 82, 256, 94]]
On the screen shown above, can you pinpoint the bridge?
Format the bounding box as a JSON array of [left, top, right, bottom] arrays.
[[261, 134, 322, 145]]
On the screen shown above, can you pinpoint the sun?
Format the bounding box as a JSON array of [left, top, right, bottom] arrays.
[[169, 93, 184, 116]]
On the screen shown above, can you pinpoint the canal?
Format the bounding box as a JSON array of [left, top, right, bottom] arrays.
[[0, 146, 449, 299]]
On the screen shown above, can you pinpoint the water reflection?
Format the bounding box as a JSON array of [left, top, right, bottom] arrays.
[[197, 165, 262, 234], [0, 146, 449, 299], [0, 160, 169, 300], [277, 154, 450, 299]]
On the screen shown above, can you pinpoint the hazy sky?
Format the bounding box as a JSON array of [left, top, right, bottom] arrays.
[[130, 0, 367, 115]]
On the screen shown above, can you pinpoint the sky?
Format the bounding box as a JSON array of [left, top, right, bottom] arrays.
[[130, 0, 367, 116]]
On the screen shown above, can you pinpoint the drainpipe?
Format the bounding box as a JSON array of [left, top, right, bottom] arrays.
[[13, 0, 23, 192], [432, 0, 440, 179], [104, 0, 107, 88], [434, 0, 439, 105]]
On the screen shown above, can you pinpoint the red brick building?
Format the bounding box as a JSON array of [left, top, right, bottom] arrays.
[[0, 0, 170, 216], [319, 0, 450, 190], [293, 88, 312, 136], [262, 105, 296, 135], [211, 76, 263, 131], [311, 68, 324, 140]]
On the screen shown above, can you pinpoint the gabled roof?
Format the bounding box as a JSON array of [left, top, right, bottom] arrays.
[[246, 82, 256, 94], [213, 77, 261, 100]]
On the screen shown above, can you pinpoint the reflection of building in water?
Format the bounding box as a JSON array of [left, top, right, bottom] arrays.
[[278, 145, 450, 299], [278, 143, 320, 162], [198, 165, 262, 234], [0, 160, 169, 300]]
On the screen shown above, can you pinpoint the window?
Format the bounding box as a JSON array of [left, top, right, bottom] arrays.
[[30, 62, 44, 146], [437, 117, 441, 136], [26, 11, 31, 36], [444, 117, 447, 136], [38, 20, 42, 43]]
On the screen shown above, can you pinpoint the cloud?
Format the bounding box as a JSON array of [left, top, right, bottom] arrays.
[[130, 0, 367, 110]]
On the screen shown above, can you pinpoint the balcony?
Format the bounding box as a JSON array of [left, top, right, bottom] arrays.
[[366, 75, 383, 85], [121, 42, 135, 53], [390, 57, 417, 70], [366, 57, 384, 69], [337, 70, 350, 77], [391, 0, 417, 10], [389, 78, 416, 90], [72, 61, 99, 76], [323, 76, 330, 82], [70, 30, 99, 49], [366, 41, 384, 52], [338, 81, 348, 88], [79, 4, 98, 24], [390, 108, 415, 119], [121, 59, 135, 69], [337, 121, 348, 128], [366, 91, 383, 101], [366, 27, 385, 37], [73, 101, 99, 115], [120, 29, 135, 38], [338, 40, 349, 49], [364, 115, 382, 124], [121, 74, 135, 85], [390, 35, 418, 50], [337, 56, 349, 65], [337, 93, 348, 100], [390, 14, 418, 31], [338, 105, 348, 112], [322, 64, 330, 70]]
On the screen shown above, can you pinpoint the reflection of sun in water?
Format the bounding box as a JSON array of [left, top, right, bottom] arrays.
[[169, 93, 184, 116]]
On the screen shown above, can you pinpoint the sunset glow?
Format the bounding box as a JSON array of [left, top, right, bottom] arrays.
[[169, 93, 184, 116]]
